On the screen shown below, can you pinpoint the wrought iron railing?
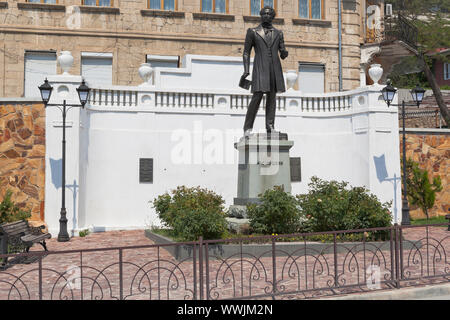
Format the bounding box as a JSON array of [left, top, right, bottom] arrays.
[[0, 223, 448, 300], [366, 14, 419, 50]]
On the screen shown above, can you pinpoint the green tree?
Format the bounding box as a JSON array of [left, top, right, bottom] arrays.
[[404, 158, 443, 219], [389, 0, 450, 127]]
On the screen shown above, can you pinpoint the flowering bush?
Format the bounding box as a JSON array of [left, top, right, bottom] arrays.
[[152, 186, 228, 241], [296, 177, 392, 236], [247, 186, 302, 235]]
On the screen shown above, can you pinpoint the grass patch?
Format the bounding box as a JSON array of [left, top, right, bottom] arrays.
[[411, 216, 448, 226], [149, 227, 186, 242], [148, 228, 390, 243]]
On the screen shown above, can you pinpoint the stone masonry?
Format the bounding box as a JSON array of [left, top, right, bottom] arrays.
[[0, 0, 368, 97], [401, 132, 450, 219], [0, 102, 45, 224]]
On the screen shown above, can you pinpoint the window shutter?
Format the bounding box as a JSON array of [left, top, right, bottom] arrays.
[[81, 53, 113, 87], [298, 63, 325, 94], [146, 55, 179, 68], [24, 51, 57, 98]]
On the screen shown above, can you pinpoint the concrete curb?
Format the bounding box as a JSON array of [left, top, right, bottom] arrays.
[[320, 283, 450, 300]]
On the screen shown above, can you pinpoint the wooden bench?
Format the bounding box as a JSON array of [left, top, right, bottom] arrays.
[[0, 220, 51, 267]]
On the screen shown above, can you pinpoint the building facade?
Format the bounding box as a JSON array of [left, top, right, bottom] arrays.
[[0, 0, 377, 98]]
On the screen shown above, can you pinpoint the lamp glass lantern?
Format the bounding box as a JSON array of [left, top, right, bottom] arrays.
[[411, 85, 425, 107], [381, 81, 397, 107], [38, 79, 53, 104], [76, 80, 91, 106]]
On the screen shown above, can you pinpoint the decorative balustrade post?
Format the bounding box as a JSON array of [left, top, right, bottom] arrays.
[[198, 236, 204, 300], [272, 237, 277, 298]]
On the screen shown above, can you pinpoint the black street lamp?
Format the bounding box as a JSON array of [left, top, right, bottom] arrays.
[[39, 79, 90, 242], [381, 81, 425, 225]]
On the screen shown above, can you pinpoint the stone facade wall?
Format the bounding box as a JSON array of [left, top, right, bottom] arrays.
[[402, 132, 450, 219], [0, 0, 367, 97], [0, 101, 45, 223]]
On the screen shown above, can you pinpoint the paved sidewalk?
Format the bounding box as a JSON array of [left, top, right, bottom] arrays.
[[320, 283, 450, 300]]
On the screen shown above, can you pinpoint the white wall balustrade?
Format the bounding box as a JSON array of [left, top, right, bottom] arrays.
[[44, 55, 401, 236]]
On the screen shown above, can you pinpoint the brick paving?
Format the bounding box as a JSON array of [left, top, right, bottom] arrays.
[[0, 226, 448, 300]]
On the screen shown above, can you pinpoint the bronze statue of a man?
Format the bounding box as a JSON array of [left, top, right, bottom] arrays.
[[241, 6, 288, 136]]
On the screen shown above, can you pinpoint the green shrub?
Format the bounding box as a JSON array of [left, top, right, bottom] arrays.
[[79, 229, 90, 237], [0, 190, 31, 224], [152, 186, 228, 241], [297, 177, 392, 235], [247, 186, 302, 235]]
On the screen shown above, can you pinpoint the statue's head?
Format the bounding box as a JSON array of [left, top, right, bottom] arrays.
[[260, 6, 276, 23]]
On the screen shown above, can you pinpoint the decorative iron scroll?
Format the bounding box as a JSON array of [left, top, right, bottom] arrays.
[[0, 225, 448, 300]]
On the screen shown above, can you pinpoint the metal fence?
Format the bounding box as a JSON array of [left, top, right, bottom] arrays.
[[0, 223, 448, 300]]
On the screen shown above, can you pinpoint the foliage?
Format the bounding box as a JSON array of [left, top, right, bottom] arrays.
[[297, 232, 388, 243], [247, 186, 302, 235], [296, 177, 392, 236], [387, 0, 450, 128], [404, 158, 443, 219], [0, 190, 31, 224], [390, 56, 431, 89], [79, 229, 90, 237], [388, 0, 450, 54], [152, 186, 228, 241]]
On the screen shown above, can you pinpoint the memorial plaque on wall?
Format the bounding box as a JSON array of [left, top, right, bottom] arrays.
[[290, 157, 301, 182], [139, 158, 153, 183]]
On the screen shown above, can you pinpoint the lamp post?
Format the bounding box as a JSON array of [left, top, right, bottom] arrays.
[[381, 81, 425, 225], [39, 79, 90, 242]]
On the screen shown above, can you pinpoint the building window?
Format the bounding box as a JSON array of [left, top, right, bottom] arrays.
[[146, 55, 179, 68], [24, 51, 57, 98], [81, 52, 113, 87], [445, 63, 450, 80], [250, 0, 277, 16], [148, 0, 176, 10], [83, 0, 113, 6], [299, 0, 323, 19], [201, 0, 228, 13], [27, 0, 57, 3], [298, 63, 325, 94]]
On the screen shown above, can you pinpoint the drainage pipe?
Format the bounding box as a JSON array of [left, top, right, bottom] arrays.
[[338, 0, 343, 91]]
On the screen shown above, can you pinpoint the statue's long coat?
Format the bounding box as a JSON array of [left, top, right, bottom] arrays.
[[243, 25, 288, 93]]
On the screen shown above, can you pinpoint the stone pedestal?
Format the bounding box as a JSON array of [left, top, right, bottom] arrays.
[[233, 132, 294, 206]]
